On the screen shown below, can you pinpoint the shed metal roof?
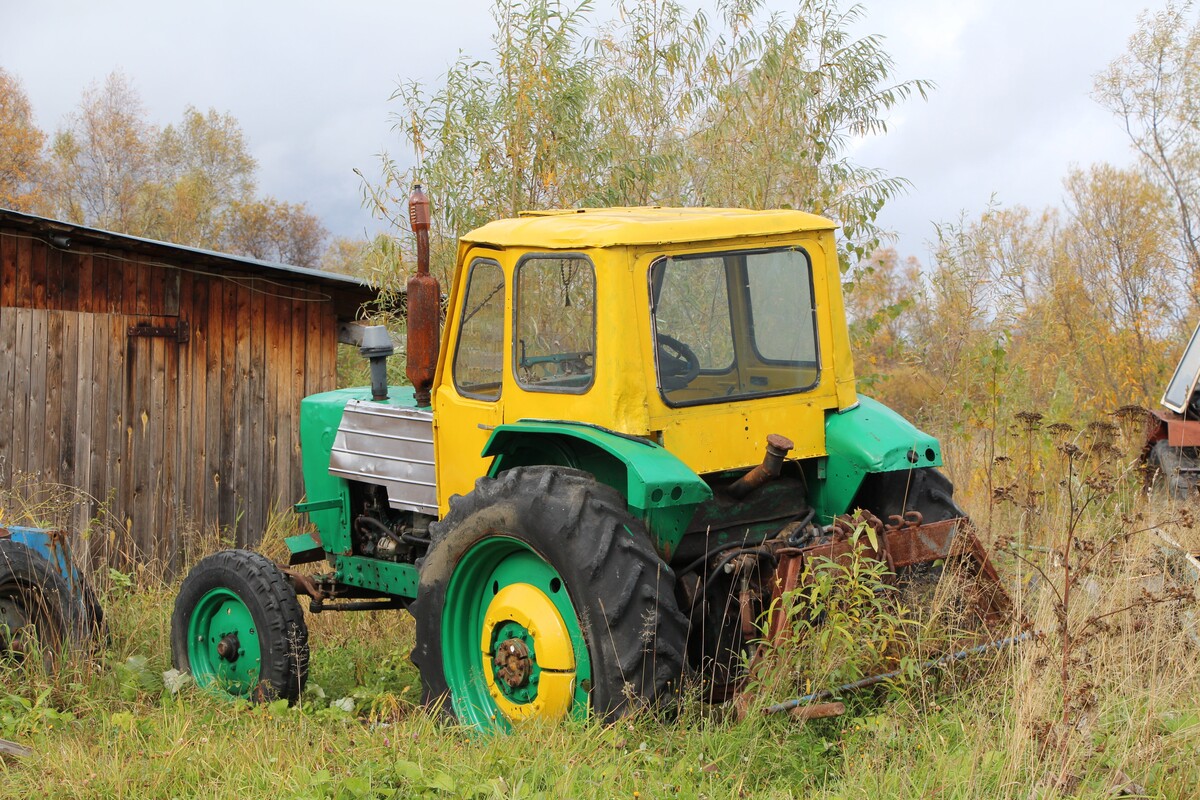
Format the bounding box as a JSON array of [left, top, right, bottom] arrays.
[[0, 207, 373, 292]]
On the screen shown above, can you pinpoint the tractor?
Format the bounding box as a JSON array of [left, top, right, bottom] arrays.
[[170, 187, 1011, 729], [1144, 319, 1200, 498]]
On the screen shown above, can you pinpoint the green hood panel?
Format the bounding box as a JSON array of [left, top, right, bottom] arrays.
[[812, 395, 943, 521], [826, 395, 942, 472], [297, 386, 421, 555]]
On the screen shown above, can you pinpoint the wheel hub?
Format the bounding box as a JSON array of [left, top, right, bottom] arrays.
[[494, 637, 532, 688], [216, 632, 240, 662]]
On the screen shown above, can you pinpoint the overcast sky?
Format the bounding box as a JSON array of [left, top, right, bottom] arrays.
[[0, 0, 1166, 263]]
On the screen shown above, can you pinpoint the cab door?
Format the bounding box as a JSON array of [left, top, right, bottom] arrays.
[[432, 252, 507, 512]]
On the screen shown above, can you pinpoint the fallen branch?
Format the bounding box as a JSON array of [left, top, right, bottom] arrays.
[[0, 739, 33, 759]]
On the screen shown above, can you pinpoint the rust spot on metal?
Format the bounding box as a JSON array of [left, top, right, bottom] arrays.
[[216, 633, 240, 662], [789, 701, 845, 720], [278, 564, 324, 603], [494, 638, 532, 688], [405, 184, 440, 408]]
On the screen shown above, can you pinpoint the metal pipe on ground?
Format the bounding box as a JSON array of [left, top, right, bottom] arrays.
[[763, 632, 1035, 715]]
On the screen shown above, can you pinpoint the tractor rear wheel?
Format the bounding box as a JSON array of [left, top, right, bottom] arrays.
[[0, 540, 87, 671], [171, 549, 308, 702], [410, 466, 687, 730]]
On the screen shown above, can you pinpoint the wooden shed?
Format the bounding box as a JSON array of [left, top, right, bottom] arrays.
[[0, 208, 376, 572]]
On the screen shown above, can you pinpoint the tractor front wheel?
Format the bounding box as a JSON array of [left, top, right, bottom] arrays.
[[410, 467, 687, 730], [170, 549, 308, 702]]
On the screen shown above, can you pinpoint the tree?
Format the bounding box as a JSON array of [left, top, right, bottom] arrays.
[[45, 71, 155, 232], [222, 198, 328, 268], [1095, 1, 1200, 305], [141, 106, 258, 248], [1059, 164, 1178, 399], [0, 68, 46, 212], [27, 70, 328, 265], [380, 0, 929, 279]]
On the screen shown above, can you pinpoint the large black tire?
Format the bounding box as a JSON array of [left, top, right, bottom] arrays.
[[853, 466, 965, 523], [171, 549, 309, 703], [410, 466, 687, 729], [1148, 440, 1199, 500], [0, 540, 88, 670]]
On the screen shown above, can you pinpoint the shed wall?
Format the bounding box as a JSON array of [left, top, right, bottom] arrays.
[[0, 229, 355, 573]]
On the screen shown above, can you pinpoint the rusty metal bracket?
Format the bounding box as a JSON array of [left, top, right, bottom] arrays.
[[127, 321, 190, 343]]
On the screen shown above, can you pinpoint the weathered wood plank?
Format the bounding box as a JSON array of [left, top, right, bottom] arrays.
[[90, 315, 114, 567], [28, 238, 46, 309], [148, 259, 164, 318], [266, 294, 288, 517], [0, 233, 16, 306], [247, 285, 265, 542], [121, 254, 138, 316], [73, 252, 91, 313], [183, 271, 207, 555], [232, 281, 251, 546], [73, 312, 95, 559], [25, 309, 47, 485], [106, 314, 130, 568], [44, 310, 66, 488], [203, 277, 223, 548], [0, 305, 16, 485], [14, 237, 31, 308], [11, 309, 31, 489], [94, 255, 112, 314], [144, 326, 167, 566], [161, 326, 181, 574], [218, 280, 237, 538], [58, 312, 80, 487], [135, 259, 151, 317], [47, 244, 65, 309], [173, 268, 196, 569], [164, 265, 180, 317]]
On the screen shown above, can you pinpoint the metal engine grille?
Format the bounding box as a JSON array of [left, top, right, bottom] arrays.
[[328, 401, 437, 515]]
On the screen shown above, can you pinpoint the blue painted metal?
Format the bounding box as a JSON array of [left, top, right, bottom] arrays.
[[2, 526, 90, 602]]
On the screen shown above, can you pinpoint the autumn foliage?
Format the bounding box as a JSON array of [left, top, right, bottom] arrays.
[[848, 4, 1200, 442], [0, 70, 328, 267]]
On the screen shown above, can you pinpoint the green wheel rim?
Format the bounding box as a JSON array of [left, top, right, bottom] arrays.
[[185, 588, 263, 697], [442, 536, 592, 729]]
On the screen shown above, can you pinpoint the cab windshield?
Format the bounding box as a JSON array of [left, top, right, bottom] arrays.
[[650, 247, 819, 406]]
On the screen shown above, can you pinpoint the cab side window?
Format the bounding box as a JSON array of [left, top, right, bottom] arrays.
[[452, 260, 506, 400], [514, 255, 596, 393]]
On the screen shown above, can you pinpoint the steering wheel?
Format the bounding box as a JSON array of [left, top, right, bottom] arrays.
[[656, 333, 701, 390]]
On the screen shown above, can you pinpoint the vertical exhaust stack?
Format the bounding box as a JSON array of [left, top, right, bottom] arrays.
[[405, 184, 440, 408]]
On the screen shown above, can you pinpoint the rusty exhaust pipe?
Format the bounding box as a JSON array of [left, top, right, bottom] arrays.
[[406, 184, 440, 407], [728, 434, 794, 500]]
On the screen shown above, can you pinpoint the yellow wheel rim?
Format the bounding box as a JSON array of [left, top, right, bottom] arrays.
[[480, 582, 577, 720]]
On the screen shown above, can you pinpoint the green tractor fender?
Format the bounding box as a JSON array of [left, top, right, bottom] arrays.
[[809, 395, 945, 522], [483, 421, 712, 560]]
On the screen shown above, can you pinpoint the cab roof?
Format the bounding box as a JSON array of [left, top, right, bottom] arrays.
[[460, 207, 836, 250]]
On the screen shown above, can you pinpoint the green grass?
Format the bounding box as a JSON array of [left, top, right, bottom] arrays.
[[5, 431, 1200, 798], [5, 568, 1199, 799]]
